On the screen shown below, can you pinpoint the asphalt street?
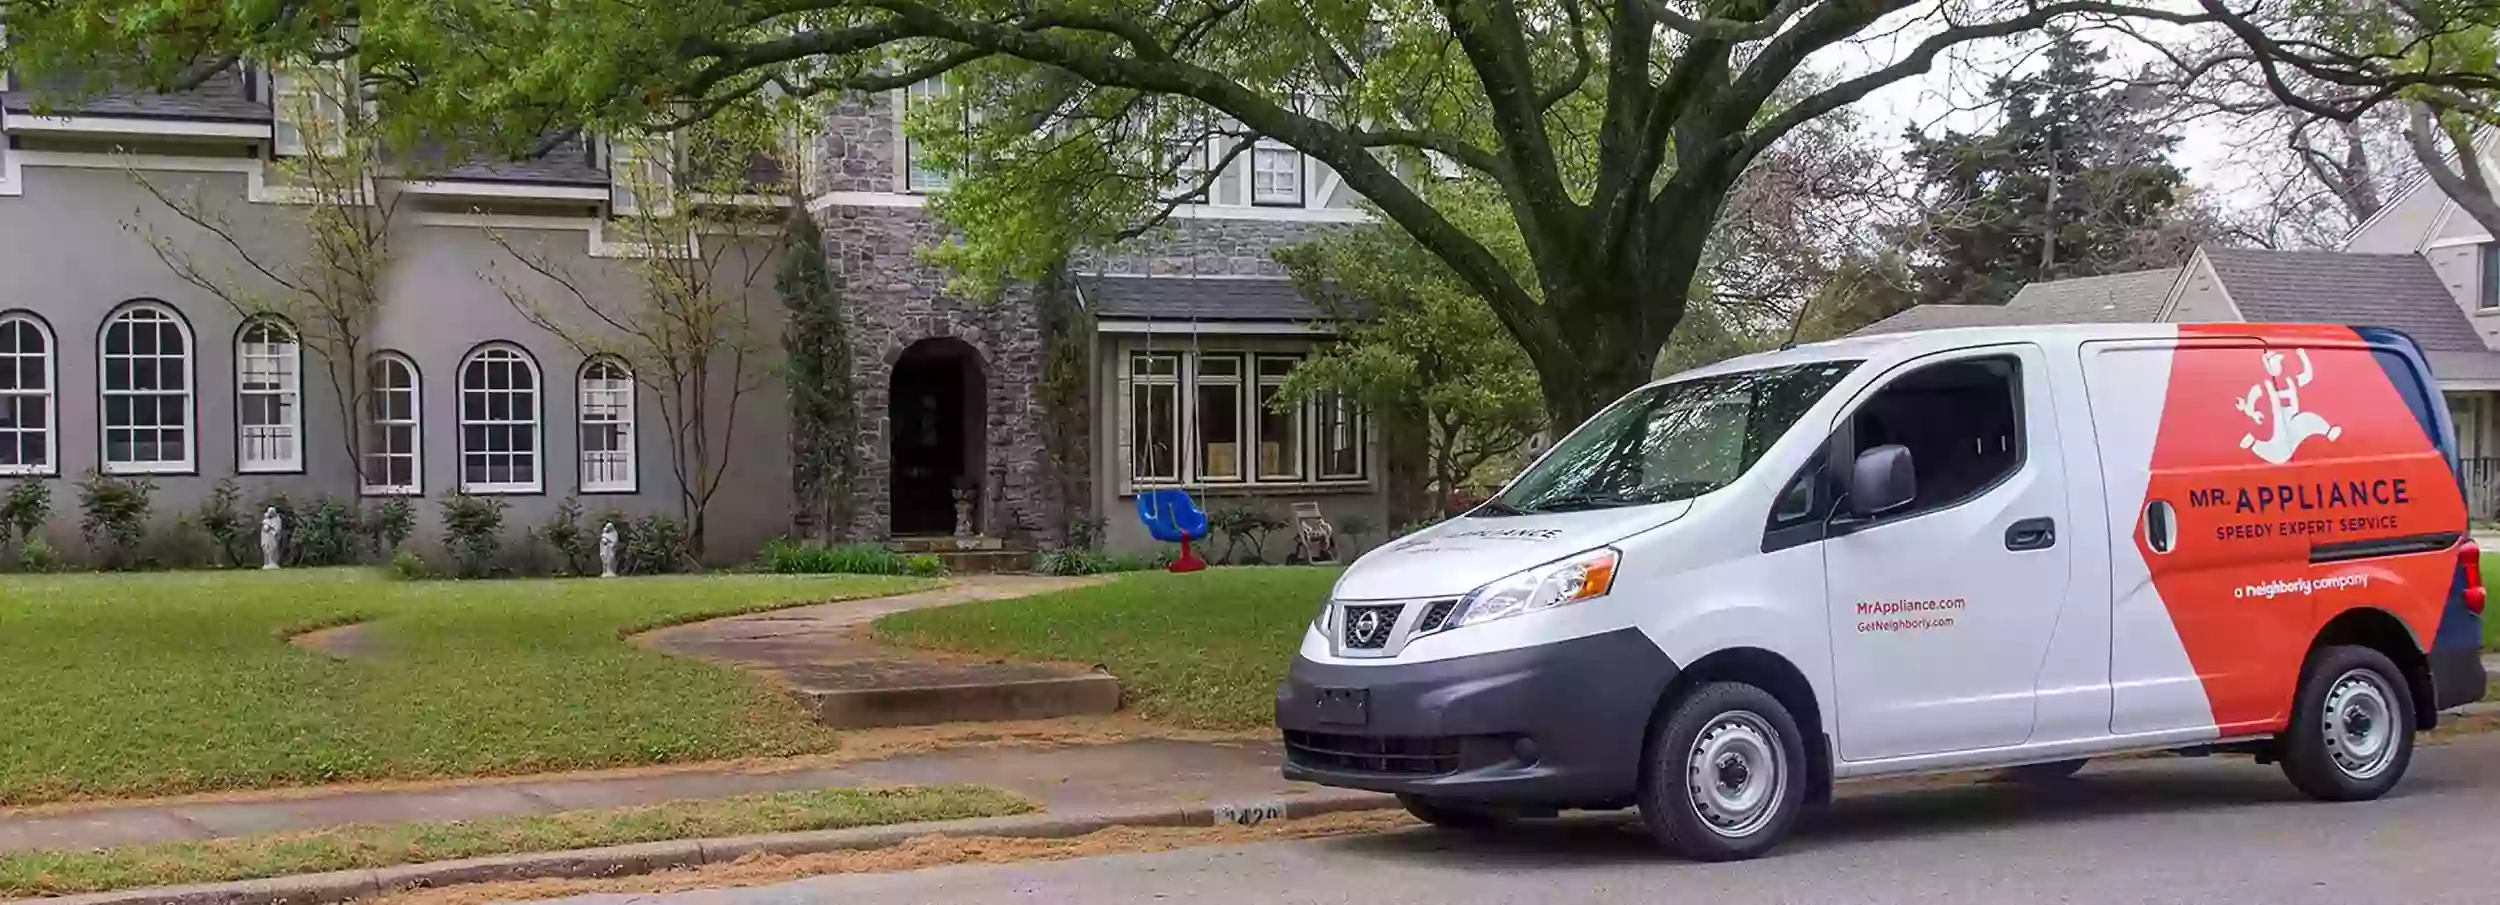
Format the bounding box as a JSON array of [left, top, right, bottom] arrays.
[[529, 732, 2500, 905]]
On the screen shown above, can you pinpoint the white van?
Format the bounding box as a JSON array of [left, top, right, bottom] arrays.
[[1276, 323, 2489, 860]]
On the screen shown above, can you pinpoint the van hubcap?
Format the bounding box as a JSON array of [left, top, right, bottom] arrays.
[[1687, 711, 1785, 838], [2322, 669, 2399, 780]]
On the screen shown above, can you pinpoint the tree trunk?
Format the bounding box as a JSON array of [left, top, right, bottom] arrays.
[[1380, 403, 1433, 529]]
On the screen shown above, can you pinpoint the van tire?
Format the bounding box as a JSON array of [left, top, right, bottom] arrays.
[[1396, 795, 1507, 831], [1637, 681, 1808, 861], [2279, 644, 2416, 802]]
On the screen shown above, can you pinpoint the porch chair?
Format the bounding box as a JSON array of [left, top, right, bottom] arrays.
[[1291, 501, 1337, 565]]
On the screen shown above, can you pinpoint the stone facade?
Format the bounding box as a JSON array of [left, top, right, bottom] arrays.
[[810, 86, 1365, 549]]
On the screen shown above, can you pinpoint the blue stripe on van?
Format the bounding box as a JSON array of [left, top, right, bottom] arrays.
[[2354, 326, 2482, 656]]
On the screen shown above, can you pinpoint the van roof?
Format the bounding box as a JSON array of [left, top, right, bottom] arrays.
[[1658, 322, 2424, 387]]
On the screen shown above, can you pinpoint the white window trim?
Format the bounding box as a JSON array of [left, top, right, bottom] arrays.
[[2480, 242, 2500, 312], [457, 344, 544, 494], [898, 77, 960, 194], [1125, 351, 1184, 485], [0, 311, 57, 476], [577, 357, 638, 494], [236, 317, 304, 473], [1117, 346, 1369, 493], [1253, 353, 1306, 481], [1191, 353, 1246, 484], [362, 352, 422, 496], [1251, 142, 1305, 207], [98, 302, 196, 475], [1314, 393, 1368, 481], [269, 61, 349, 158], [607, 133, 681, 218]]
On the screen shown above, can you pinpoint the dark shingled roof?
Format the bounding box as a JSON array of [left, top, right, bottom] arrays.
[[2199, 247, 2488, 352], [2002, 268, 2178, 322], [421, 134, 610, 187], [1, 68, 271, 123], [1081, 276, 1353, 323], [1852, 304, 2029, 336], [1855, 268, 2179, 337]]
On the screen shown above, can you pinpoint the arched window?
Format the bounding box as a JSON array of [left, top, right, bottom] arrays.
[[0, 312, 56, 476], [458, 344, 541, 493], [577, 357, 636, 493], [236, 317, 303, 472], [362, 353, 421, 495], [98, 302, 194, 474]]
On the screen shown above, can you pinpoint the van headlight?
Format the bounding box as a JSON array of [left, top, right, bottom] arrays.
[[1444, 547, 1620, 630]]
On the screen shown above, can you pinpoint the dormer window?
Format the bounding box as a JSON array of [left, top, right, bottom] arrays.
[[270, 61, 348, 157], [609, 133, 680, 217]]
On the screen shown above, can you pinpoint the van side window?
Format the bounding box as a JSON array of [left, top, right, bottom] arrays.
[[1845, 356, 2023, 521]]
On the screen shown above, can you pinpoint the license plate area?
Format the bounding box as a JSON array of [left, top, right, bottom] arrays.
[[1312, 687, 1369, 726]]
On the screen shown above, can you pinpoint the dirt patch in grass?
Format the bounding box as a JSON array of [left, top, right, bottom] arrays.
[[289, 621, 382, 661], [0, 786, 1031, 897], [365, 809, 1416, 905]]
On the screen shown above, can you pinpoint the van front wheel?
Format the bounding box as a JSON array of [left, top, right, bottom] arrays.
[[2279, 644, 2416, 802], [1637, 681, 1808, 861]]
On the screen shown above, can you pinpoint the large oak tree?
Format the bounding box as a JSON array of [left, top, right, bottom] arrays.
[[5, 0, 2493, 423]]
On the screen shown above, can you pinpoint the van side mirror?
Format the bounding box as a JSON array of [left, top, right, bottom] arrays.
[[1848, 444, 1916, 518]]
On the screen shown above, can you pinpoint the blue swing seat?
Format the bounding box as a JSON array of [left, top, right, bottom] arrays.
[[1136, 489, 1209, 543]]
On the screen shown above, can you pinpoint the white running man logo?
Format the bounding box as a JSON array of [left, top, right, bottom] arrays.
[[2234, 348, 2342, 464]]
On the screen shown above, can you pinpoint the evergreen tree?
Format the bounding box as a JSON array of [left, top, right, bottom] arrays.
[[1899, 31, 2194, 306]]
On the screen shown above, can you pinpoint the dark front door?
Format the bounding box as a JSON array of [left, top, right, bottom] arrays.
[[890, 343, 978, 535]]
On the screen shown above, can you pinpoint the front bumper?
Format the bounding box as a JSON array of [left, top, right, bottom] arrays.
[[1273, 628, 1678, 807]]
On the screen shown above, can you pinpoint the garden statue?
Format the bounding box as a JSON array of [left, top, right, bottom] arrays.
[[599, 522, 620, 578], [259, 507, 282, 570], [952, 488, 975, 544]]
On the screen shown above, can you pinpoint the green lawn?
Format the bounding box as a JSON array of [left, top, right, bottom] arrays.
[[0, 785, 1028, 896], [0, 569, 931, 806], [2486, 554, 2500, 651], [872, 567, 1336, 730]]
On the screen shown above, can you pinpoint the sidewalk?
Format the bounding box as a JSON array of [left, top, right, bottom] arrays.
[[0, 737, 1311, 854]]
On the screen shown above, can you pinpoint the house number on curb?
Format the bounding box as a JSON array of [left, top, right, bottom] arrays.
[[1213, 801, 1286, 826]]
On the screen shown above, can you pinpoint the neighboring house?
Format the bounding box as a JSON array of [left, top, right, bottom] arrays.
[[1856, 138, 2500, 516], [0, 64, 1386, 563]]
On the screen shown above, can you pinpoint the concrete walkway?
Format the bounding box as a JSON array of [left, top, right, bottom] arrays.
[[0, 738, 1307, 854], [640, 575, 1123, 727]]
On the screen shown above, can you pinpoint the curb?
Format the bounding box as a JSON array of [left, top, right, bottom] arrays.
[[33, 791, 1398, 905]]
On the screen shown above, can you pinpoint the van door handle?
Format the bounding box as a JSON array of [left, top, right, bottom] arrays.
[[2005, 518, 2057, 551]]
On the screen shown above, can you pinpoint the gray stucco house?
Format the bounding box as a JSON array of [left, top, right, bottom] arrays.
[[1858, 135, 2500, 515], [0, 65, 1391, 564]]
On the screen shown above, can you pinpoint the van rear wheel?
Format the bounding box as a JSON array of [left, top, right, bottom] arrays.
[[2279, 644, 2416, 802], [1637, 681, 1808, 861]]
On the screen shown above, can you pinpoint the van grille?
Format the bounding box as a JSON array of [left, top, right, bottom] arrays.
[[1284, 731, 1462, 775], [1341, 604, 1404, 649], [1414, 599, 1460, 633]]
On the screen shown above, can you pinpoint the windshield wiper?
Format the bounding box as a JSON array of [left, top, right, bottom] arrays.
[[1520, 491, 1650, 513], [1472, 499, 1529, 517]]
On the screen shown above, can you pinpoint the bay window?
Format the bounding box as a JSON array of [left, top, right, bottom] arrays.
[[1123, 348, 1366, 490]]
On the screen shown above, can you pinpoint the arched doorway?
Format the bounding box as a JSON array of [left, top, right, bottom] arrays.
[[888, 338, 988, 536]]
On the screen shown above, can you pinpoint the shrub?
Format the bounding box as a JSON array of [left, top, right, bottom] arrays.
[[366, 498, 416, 557], [3, 476, 52, 550], [1066, 515, 1104, 551], [499, 528, 559, 577], [17, 536, 59, 573], [1035, 547, 1169, 576], [195, 479, 250, 567], [757, 537, 945, 577], [626, 513, 690, 575], [1336, 514, 1377, 552], [387, 548, 433, 580], [540, 497, 590, 575], [291, 497, 360, 567], [141, 517, 219, 569], [75, 469, 154, 569], [1208, 503, 1287, 564], [438, 494, 508, 578]]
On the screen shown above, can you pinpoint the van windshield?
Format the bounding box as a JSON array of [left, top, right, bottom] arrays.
[[1485, 361, 1860, 515]]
